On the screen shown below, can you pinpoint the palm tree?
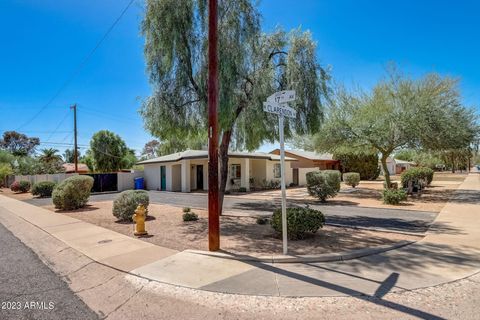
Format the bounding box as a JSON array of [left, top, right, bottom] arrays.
[[38, 148, 62, 164]]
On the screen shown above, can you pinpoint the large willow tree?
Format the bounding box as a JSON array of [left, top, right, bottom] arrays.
[[141, 0, 329, 211]]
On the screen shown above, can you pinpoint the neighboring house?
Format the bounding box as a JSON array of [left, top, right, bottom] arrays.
[[381, 157, 416, 175], [62, 163, 89, 173], [270, 149, 340, 186], [137, 149, 296, 192]]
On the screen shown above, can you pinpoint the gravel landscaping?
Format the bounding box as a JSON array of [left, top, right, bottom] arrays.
[[43, 201, 421, 256], [235, 172, 467, 212]]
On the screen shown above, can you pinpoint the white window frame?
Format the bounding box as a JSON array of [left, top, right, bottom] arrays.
[[230, 164, 241, 179]]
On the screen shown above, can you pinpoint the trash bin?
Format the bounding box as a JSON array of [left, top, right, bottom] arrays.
[[134, 177, 144, 190]]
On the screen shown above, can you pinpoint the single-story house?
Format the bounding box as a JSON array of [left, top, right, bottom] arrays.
[[62, 163, 89, 173], [270, 149, 340, 186], [381, 157, 416, 175], [137, 150, 296, 192]]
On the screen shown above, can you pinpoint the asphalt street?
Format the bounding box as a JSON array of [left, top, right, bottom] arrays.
[[25, 191, 437, 233], [0, 222, 98, 320]]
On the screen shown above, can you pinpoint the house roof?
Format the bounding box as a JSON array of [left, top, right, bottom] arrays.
[[137, 149, 297, 165], [62, 163, 89, 173], [394, 159, 416, 165], [383, 157, 416, 165], [271, 149, 335, 161]]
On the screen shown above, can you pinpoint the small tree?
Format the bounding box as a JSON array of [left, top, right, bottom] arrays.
[[315, 68, 478, 189], [90, 130, 129, 172]]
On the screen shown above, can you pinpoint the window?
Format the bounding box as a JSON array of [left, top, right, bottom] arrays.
[[273, 163, 281, 178], [230, 164, 241, 179]]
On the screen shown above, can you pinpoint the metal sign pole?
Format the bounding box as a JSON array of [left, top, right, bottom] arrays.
[[264, 90, 296, 256], [278, 113, 288, 255]]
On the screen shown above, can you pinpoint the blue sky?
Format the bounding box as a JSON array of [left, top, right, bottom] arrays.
[[0, 0, 479, 156]]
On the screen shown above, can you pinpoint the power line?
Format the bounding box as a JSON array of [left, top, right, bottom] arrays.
[[16, 0, 135, 130], [44, 109, 71, 142]]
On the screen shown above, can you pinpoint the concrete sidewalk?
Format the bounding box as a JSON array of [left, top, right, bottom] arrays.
[[0, 172, 479, 298]]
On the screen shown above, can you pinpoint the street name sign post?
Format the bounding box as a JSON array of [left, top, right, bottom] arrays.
[[263, 90, 296, 255]]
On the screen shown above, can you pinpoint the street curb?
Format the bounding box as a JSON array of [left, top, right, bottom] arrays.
[[184, 240, 416, 263]]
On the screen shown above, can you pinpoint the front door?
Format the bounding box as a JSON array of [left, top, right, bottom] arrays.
[[160, 166, 166, 190], [293, 168, 299, 185], [196, 165, 204, 190]]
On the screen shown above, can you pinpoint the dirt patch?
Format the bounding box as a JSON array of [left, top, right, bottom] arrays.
[[228, 172, 468, 213], [43, 201, 421, 256], [0, 188, 35, 201]]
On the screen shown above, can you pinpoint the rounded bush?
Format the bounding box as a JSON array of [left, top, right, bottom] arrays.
[[112, 190, 149, 221], [382, 189, 408, 205], [10, 180, 31, 193], [183, 212, 198, 221], [52, 175, 94, 210], [323, 170, 341, 191], [306, 170, 341, 202], [271, 207, 325, 240], [401, 167, 434, 190], [31, 181, 57, 198], [417, 167, 434, 185], [343, 172, 360, 188]]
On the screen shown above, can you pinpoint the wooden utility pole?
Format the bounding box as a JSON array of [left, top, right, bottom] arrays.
[[71, 104, 78, 173], [207, 0, 220, 251]]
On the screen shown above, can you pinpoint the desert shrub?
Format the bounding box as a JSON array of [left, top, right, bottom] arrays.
[[256, 217, 268, 225], [262, 179, 280, 190], [401, 167, 433, 190], [271, 207, 325, 240], [31, 181, 56, 197], [306, 171, 340, 202], [238, 187, 247, 192], [343, 172, 360, 188], [333, 150, 380, 180], [183, 207, 191, 213], [417, 167, 434, 185], [10, 180, 31, 193], [52, 175, 94, 210], [323, 170, 341, 191], [112, 190, 149, 221], [382, 189, 408, 205], [183, 211, 199, 221]]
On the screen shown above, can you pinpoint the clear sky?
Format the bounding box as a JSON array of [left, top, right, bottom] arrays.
[[1, 0, 479, 156]]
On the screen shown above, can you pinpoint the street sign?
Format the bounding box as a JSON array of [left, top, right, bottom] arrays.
[[263, 101, 297, 118], [267, 90, 296, 104], [263, 90, 296, 256]]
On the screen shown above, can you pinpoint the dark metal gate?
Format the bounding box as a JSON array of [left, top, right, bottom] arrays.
[[81, 173, 118, 193]]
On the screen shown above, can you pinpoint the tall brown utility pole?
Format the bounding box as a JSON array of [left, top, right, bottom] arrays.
[[207, 0, 220, 251], [71, 104, 78, 173]]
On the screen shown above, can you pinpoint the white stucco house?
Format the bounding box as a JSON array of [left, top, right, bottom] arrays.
[[137, 150, 296, 192], [381, 157, 416, 175]]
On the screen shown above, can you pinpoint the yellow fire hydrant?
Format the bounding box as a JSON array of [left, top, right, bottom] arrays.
[[133, 204, 148, 236]]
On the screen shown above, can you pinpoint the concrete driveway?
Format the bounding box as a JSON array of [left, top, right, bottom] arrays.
[[24, 191, 437, 234]]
